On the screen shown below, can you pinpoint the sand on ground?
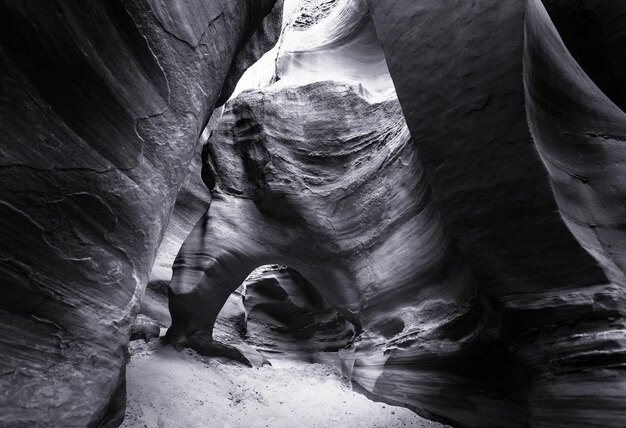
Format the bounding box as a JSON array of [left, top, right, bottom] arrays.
[[121, 339, 448, 428]]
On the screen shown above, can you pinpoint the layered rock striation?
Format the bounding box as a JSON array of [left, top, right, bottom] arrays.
[[0, 1, 283, 426], [524, 1, 626, 425], [168, 77, 507, 422], [368, 0, 626, 426], [2, 0, 626, 427], [167, 0, 626, 427], [167, 1, 514, 425]]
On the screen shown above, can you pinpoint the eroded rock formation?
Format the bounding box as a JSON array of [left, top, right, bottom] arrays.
[[167, 0, 626, 427], [542, 0, 626, 112], [167, 2, 513, 426], [524, 1, 626, 424], [0, 1, 283, 425], [368, 0, 626, 426], [169, 76, 509, 421], [243, 266, 354, 358], [2, 0, 626, 426]]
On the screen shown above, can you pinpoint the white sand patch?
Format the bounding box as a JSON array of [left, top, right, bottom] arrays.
[[121, 340, 447, 428]]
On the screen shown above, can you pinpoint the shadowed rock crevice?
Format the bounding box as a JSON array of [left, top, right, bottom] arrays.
[[242, 266, 356, 357], [542, 0, 626, 112]]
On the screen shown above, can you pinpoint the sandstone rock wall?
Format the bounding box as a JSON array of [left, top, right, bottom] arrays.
[[167, 0, 626, 427], [0, 1, 282, 425], [368, 0, 626, 426], [167, 2, 517, 425], [3, 0, 625, 426], [524, 1, 626, 425]]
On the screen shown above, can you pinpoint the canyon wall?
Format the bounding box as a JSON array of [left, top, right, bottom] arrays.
[[0, 1, 283, 426], [167, 0, 626, 427], [167, 1, 519, 426], [542, 0, 626, 112], [2, 0, 625, 426], [368, 0, 626, 426], [525, 1, 626, 424]]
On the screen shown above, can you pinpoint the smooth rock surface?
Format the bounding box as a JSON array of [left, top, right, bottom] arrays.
[[369, 0, 626, 426], [542, 0, 626, 112], [167, 3, 509, 426], [0, 1, 283, 425], [166, 0, 626, 427], [524, 1, 626, 425]]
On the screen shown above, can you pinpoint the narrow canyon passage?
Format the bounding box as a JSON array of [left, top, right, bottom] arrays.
[[126, 265, 448, 427], [121, 341, 445, 428], [2, 0, 626, 427]]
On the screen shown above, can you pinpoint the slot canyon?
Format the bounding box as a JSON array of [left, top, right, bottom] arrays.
[[1, 0, 625, 427]]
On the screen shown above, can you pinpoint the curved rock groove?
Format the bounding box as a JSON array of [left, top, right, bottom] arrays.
[[524, 0, 626, 425], [0, 0, 284, 426], [167, 0, 626, 426], [3, 0, 626, 427], [167, 2, 516, 425]]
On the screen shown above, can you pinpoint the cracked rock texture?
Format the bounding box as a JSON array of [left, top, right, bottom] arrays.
[[0, 0, 283, 426]]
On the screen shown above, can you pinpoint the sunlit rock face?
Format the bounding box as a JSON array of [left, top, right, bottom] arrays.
[[291, 0, 338, 28], [0, 0, 283, 426], [231, 0, 393, 102], [368, 0, 626, 426], [167, 1, 514, 426], [148, 143, 211, 287], [168, 77, 509, 423], [166, 0, 626, 426]]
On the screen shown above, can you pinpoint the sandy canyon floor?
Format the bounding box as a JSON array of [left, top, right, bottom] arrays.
[[121, 338, 447, 428]]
